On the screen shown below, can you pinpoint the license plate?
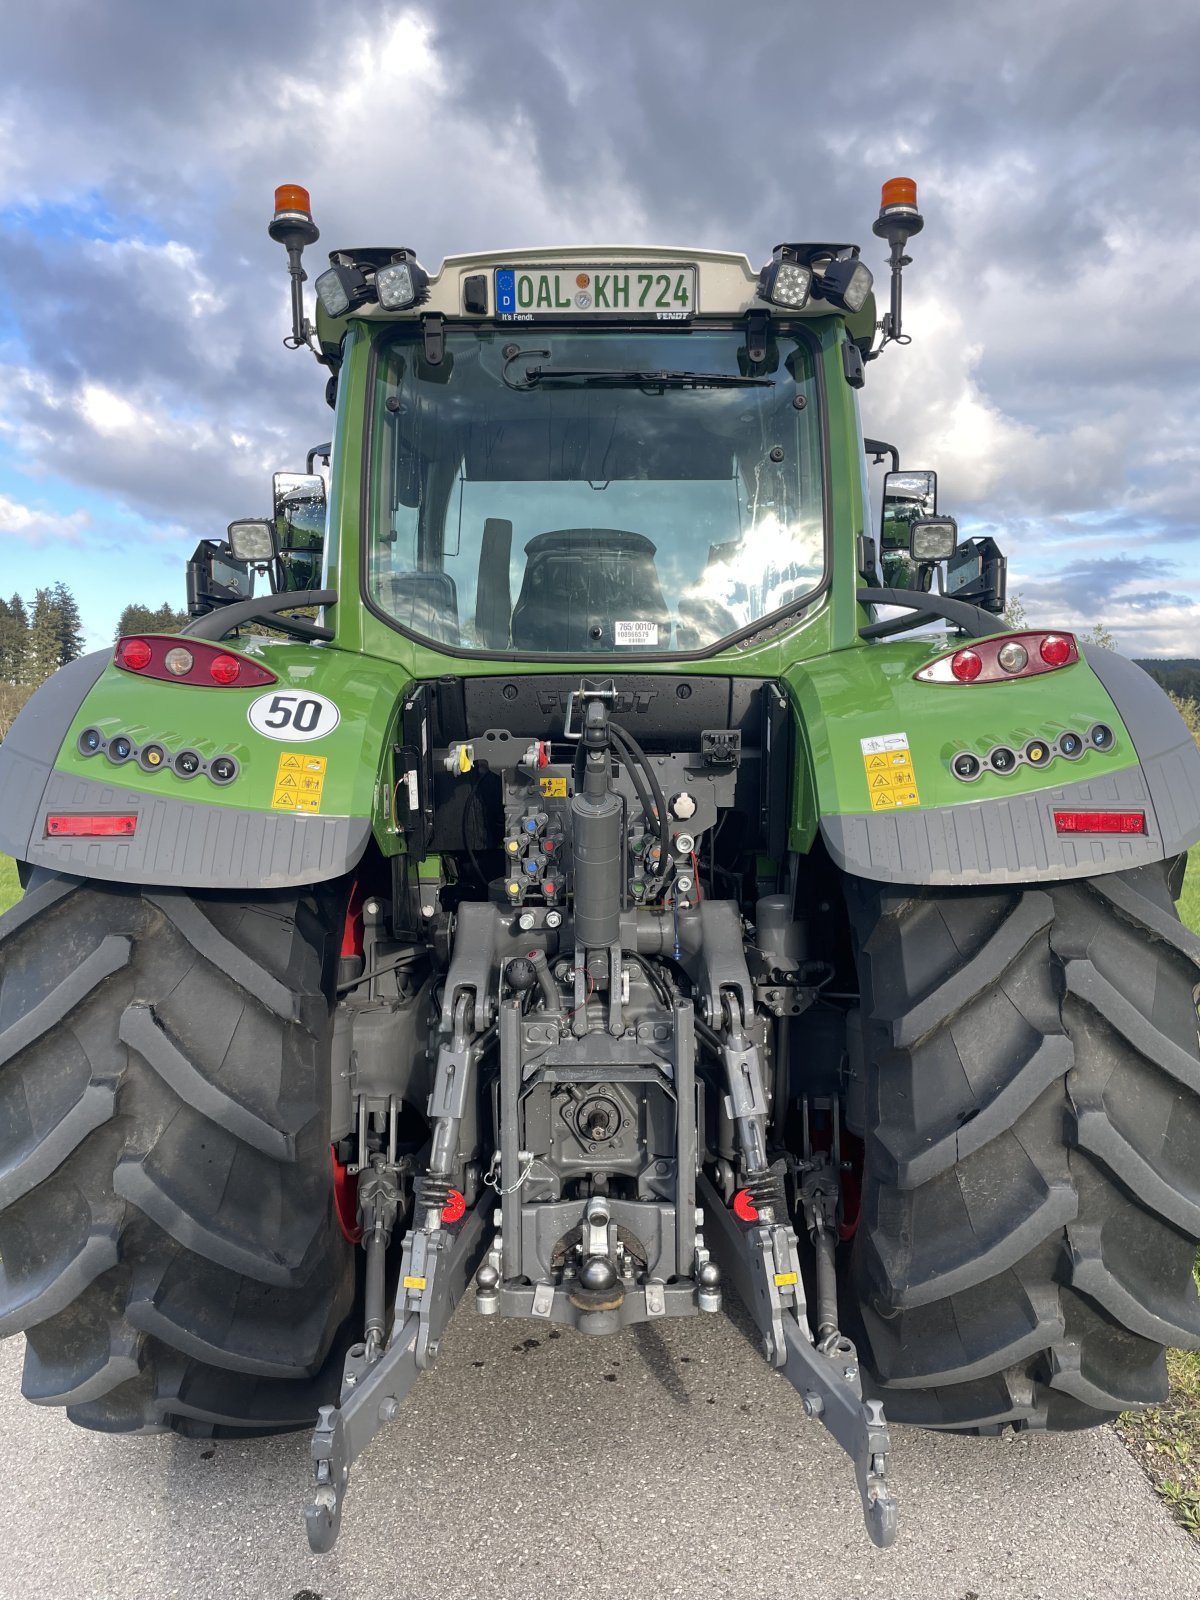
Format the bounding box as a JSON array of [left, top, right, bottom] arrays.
[[494, 266, 696, 320]]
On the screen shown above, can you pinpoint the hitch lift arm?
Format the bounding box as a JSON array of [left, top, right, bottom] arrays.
[[304, 1193, 490, 1552], [698, 1169, 898, 1547]]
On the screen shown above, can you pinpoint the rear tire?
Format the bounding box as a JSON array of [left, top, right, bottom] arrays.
[[845, 858, 1200, 1431], [0, 874, 356, 1435]]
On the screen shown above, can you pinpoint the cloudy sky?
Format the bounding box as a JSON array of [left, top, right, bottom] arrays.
[[1, 0, 1197, 657]]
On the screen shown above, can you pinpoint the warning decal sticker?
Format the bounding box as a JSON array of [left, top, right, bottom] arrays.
[[860, 732, 921, 811], [271, 750, 328, 814]]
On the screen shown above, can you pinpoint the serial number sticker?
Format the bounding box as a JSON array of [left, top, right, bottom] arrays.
[[861, 732, 921, 810], [539, 776, 568, 797], [614, 619, 659, 646], [272, 750, 327, 814], [402, 1275, 427, 1291]]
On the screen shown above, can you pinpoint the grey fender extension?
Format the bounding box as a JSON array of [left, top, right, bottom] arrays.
[[822, 651, 1200, 886], [14, 769, 370, 891], [0, 650, 370, 889]]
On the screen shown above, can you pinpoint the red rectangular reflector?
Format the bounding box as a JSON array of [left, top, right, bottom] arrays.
[[1053, 810, 1145, 836], [46, 815, 138, 838]]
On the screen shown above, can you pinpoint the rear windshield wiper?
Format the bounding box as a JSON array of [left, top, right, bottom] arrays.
[[529, 366, 772, 387], [504, 356, 773, 392]]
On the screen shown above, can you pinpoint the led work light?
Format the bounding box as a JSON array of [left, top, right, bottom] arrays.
[[315, 263, 370, 317], [908, 516, 958, 562], [376, 252, 430, 311], [815, 255, 874, 313], [227, 519, 277, 563], [758, 249, 813, 309]]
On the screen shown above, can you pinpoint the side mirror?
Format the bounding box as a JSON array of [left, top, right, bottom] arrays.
[[227, 519, 277, 564], [273, 471, 326, 549], [909, 516, 957, 562], [880, 469, 937, 552], [273, 471, 326, 594]]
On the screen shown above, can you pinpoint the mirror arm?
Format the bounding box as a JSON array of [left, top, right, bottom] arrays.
[[181, 589, 337, 642], [863, 437, 899, 473], [856, 586, 1014, 641]]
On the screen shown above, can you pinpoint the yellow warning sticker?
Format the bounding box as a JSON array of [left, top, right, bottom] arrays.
[[402, 1275, 427, 1292], [860, 732, 920, 810], [538, 776, 568, 797], [774, 1272, 799, 1287], [272, 750, 327, 814]]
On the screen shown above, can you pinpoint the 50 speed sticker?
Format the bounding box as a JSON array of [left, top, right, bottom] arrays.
[[248, 690, 340, 743], [271, 751, 327, 813], [861, 731, 921, 810]]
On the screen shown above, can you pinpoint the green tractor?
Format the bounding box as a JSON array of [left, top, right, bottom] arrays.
[[1, 178, 1198, 1552]]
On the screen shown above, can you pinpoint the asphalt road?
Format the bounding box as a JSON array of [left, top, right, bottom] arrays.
[[1, 1302, 1196, 1600]]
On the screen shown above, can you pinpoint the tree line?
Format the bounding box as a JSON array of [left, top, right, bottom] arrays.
[[0, 584, 84, 687], [1134, 659, 1200, 704], [0, 587, 186, 740], [1137, 660, 1200, 749]]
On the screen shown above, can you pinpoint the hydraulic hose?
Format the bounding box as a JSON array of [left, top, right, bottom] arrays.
[[527, 949, 563, 1014], [609, 730, 657, 836], [609, 720, 668, 842]]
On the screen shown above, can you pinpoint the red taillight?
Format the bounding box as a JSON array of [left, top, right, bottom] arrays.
[[209, 653, 241, 685], [113, 635, 276, 687], [732, 1188, 760, 1222], [915, 631, 1079, 684], [118, 637, 152, 671], [46, 814, 137, 837], [1054, 811, 1145, 835]]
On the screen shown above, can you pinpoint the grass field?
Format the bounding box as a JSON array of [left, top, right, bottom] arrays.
[[0, 855, 18, 916], [1181, 851, 1200, 938]]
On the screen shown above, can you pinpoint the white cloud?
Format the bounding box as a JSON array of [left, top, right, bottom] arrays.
[[0, 493, 90, 544], [0, 360, 284, 534], [79, 382, 140, 437]]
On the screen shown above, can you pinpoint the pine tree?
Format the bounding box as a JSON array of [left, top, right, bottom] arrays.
[[0, 593, 29, 684], [26, 589, 63, 687], [51, 582, 84, 666], [0, 598, 12, 684], [13, 593, 30, 683]]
